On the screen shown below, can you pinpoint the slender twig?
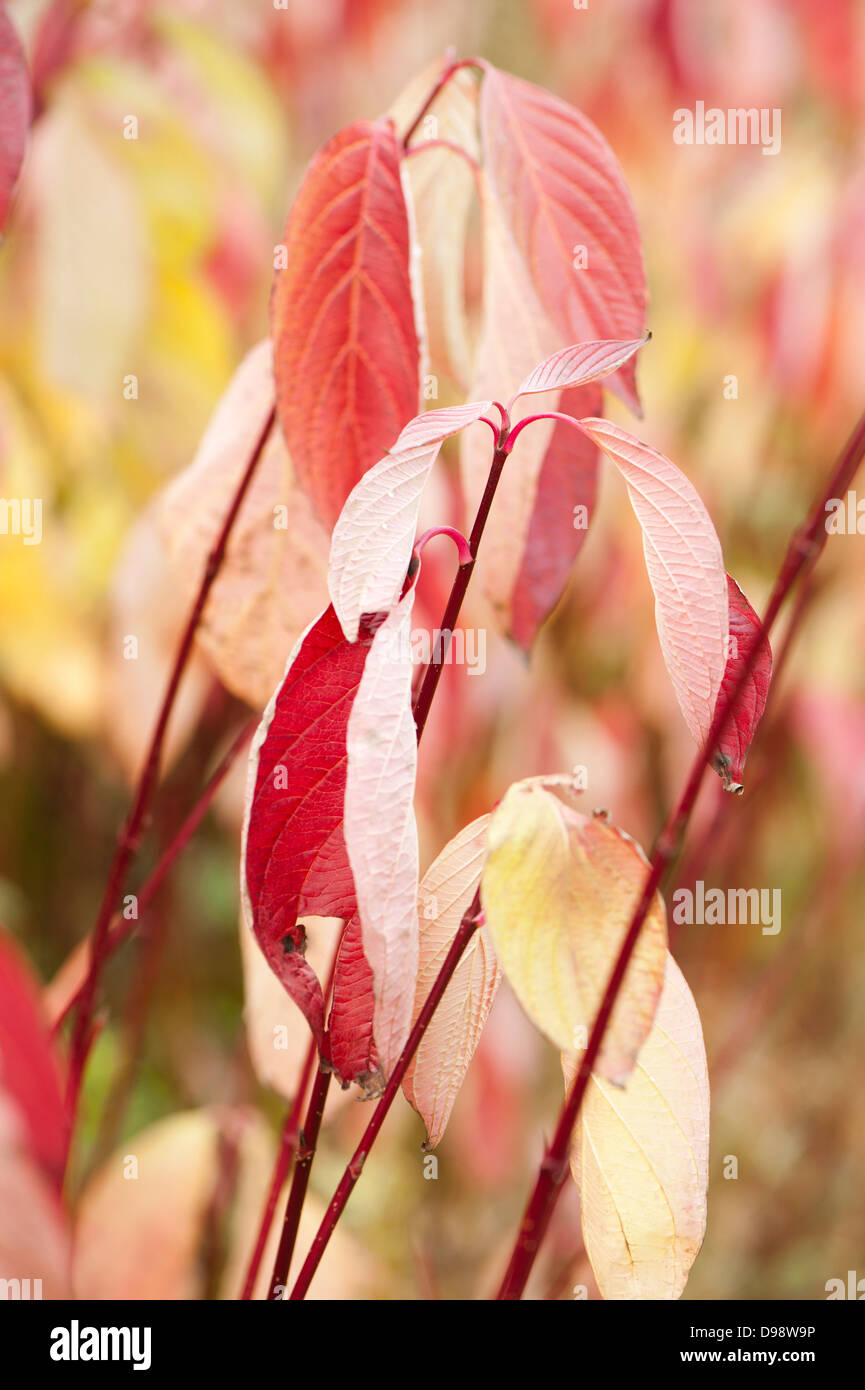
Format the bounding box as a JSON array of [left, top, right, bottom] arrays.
[[495, 407, 865, 1299], [53, 717, 256, 1031], [288, 893, 482, 1300], [239, 1033, 319, 1300], [413, 441, 507, 737], [65, 406, 275, 1123], [268, 1064, 333, 1298]]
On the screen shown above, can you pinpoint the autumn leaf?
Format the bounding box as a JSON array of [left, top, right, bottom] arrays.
[[402, 816, 499, 1147], [390, 57, 480, 390], [564, 954, 709, 1300], [271, 118, 420, 526], [577, 417, 729, 748], [0, 927, 68, 1188], [712, 574, 773, 793], [344, 592, 419, 1075], [514, 337, 647, 401], [328, 401, 492, 642], [460, 175, 602, 648], [328, 913, 380, 1094], [481, 780, 667, 1083], [158, 340, 330, 711], [241, 605, 376, 1050], [479, 64, 647, 414], [0, 9, 31, 229]]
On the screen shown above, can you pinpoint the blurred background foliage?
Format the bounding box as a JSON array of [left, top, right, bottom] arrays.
[[1, 0, 864, 1298]]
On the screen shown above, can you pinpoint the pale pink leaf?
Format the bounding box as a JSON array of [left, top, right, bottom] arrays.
[[480, 64, 647, 413], [461, 175, 601, 646], [578, 418, 728, 747], [515, 336, 647, 401], [344, 592, 419, 1074], [402, 815, 499, 1148], [329, 401, 492, 642], [0, 8, 31, 229]]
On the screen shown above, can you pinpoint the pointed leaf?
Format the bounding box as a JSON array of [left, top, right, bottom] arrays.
[[461, 175, 602, 647], [241, 606, 377, 1048], [515, 337, 647, 401], [578, 418, 729, 748], [271, 118, 420, 526], [344, 592, 419, 1075], [712, 574, 773, 793], [328, 913, 381, 1095], [329, 401, 492, 642], [390, 58, 480, 390], [481, 781, 667, 1083], [479, 64, 647, 413], [402, 816, 500, 1148], [0, 10, 31, 228], [564, 954, 709, 1300]]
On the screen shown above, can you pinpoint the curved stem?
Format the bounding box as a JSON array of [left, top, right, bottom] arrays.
[[495, 406, 865, 1299], [288, 892, 482, 1300], [64, 406, 275, 1128]]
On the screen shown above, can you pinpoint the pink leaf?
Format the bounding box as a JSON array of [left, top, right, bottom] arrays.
[[402, 816, 500, 1148], [270, 118, 420, 527], [0, 929, 67, 1189], [241, 606, 379, 1049], [509, 382, 600, 650], [515, 337, 647, 401], [712, 574, 772, 793], [344, 592, 419, 1075], [461, 176, 603, 649], [0, 10, 31, 229], [578, 418, 728, 747], [328, 401, 492, 642], [479, 64, 647, 413], [328, 914, 381, 1095]]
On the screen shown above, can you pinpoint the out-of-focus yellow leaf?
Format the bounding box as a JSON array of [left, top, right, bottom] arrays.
[[481, 778, 667, 1082], [564, 954, 709, 1300]]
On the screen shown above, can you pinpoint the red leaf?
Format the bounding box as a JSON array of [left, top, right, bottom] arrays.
[[241, 605, 378, 1048], [328, 914, 381, 1094], [0, 9, 31, 229], [270, 118, 420, 527], [510, 383, 600, 650], [479, 65, 647, 413], [712, 575, 773, 793], [0, 929, 67, 1188]]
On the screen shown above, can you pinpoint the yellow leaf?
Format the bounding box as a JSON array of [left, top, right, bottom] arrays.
[[481, 779, 666, 1081], [564, 954, 709, 1300]]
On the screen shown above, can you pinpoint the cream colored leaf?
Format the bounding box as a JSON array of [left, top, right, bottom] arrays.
[[577, 418, 728, 748], [481, 780, 667, 1082], [402, 815, 499, 1147], [329, 401, 491, 642], [157, 340, 330, 710], [344, 593, 419, 1075], [564, 954, 709, 1300]]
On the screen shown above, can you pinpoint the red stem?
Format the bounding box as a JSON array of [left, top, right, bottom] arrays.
[[400, 57, 483, 149], [495, 407, 865, 1299], [267, 1064, 333, 1298], [288, 893, 482, 1300], [64, 406, 275, 1126], [239, 1032, 319, 1300], [55, 717, 256, 1031]]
